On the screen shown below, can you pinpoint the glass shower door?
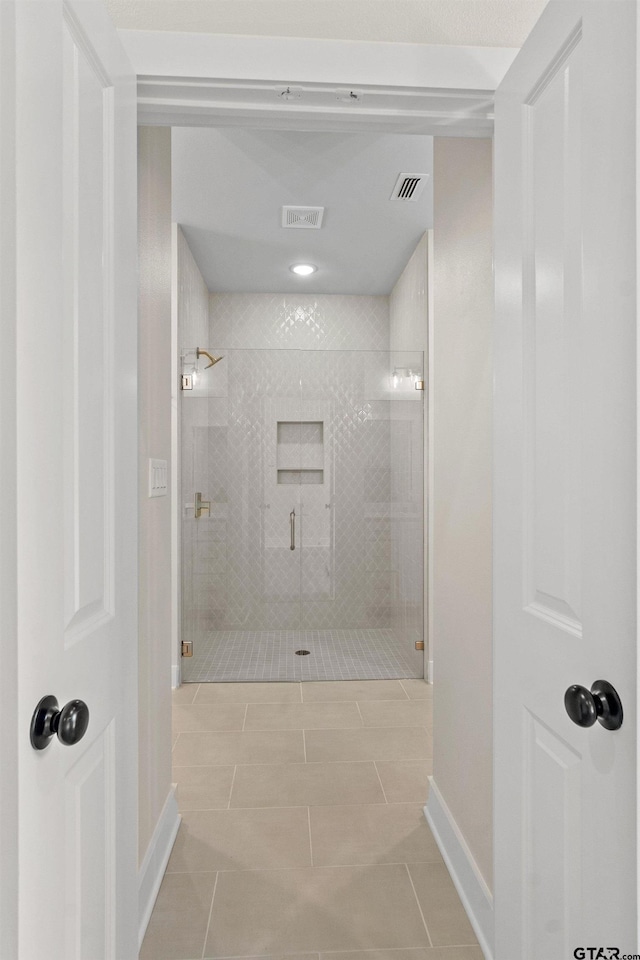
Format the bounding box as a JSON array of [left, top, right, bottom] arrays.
[[179, 346, 424, 682], [297, 349, 425, 679], [180, 348, 304, 681]]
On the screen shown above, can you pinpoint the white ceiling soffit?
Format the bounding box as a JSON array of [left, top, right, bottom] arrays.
[[171, 127, 433, 295], [118, 31, 518, 136], [107, 1, 547, 48]]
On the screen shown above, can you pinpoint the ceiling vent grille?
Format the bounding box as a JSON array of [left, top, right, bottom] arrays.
[[282, 206, 325, 229], [390, 173, 429, 202]]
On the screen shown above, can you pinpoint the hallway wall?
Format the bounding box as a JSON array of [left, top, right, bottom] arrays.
[[430, 138, 493, 891]]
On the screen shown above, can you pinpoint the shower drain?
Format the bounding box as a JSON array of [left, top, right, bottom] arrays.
[[295, 649, 311, 656]]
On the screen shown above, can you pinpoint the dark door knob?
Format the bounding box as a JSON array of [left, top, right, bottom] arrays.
[[30, 695, 90, 750], [564, 680, 623, 731]]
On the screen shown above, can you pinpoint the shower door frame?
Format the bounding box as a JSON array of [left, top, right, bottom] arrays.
[[179, 347, 425, 683]]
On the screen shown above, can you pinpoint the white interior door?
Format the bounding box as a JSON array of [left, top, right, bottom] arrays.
[[494, 2, 637, 956], [15, 1, 138, 956]]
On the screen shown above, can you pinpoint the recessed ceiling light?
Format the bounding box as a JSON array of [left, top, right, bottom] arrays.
[[290, 263, 317, 276]]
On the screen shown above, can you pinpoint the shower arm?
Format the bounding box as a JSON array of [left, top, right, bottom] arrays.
[[196, 348, 224, 369]]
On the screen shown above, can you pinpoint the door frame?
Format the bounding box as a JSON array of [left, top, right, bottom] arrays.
[[134, 29, 515, 686], [121, 29, 517, 136], [0, 1, 18, 956], [9, 14, 637, 955]]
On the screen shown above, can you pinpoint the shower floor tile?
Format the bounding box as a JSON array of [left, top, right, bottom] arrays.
[[181, 629, 422, 683]]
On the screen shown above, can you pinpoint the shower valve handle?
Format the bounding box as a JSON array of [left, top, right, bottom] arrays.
[[195, 492, 210, 519]]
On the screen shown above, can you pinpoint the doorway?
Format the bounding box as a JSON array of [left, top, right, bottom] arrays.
[[172, 127, 431, 685]]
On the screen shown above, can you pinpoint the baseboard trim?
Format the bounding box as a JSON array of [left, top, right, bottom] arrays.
[[425, 779, 493, 960], [138, 785, 181, 949]]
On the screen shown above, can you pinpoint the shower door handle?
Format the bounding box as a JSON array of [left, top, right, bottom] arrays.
[[290, 509, 296, 550], [195, 492, 210, 518]]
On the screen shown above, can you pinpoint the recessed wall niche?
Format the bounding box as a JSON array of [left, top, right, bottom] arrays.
[[277, 421, 324, 484]]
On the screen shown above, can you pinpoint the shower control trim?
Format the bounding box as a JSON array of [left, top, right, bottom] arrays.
[[290, 509, 296, 550], [195, 492, 210, 518]]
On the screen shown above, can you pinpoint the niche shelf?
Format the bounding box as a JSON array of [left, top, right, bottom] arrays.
[[277, 469, 324, 485], [277, 421, 324, 484]]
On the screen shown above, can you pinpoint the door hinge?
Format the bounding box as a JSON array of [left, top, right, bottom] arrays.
[[415, 380, 424, 391], [181, 641, 193, 658], [415, 640, 425, 651], [181, 374, 193, 390]]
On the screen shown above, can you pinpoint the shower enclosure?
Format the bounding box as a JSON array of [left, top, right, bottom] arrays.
[[180, 347, 424, 682]]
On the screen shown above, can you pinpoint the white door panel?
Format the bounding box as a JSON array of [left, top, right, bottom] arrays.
[[494, 2, 637, 956], [15, 1, 138, 956]]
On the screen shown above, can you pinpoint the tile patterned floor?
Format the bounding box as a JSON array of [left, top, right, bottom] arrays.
[[181, 630, 423, 683], [141, 679, 482, 960]]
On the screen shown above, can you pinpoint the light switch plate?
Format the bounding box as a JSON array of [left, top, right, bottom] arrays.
[[148, 459, 168, 498]]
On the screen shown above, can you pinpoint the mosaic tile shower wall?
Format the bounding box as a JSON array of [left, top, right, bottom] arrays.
[[180, 292, 424, 681], [209, 293, 390, 351]]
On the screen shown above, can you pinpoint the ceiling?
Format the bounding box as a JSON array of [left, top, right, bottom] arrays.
[[106, 0, 547, 48], [172, 127, 433, 295]]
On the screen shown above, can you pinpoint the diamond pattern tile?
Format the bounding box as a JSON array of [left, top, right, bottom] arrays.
[[210, 293, 390, 351], [180, 335, 424, 682]]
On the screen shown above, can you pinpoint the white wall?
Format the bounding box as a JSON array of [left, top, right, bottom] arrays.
[[430, 139, 493, 894], [138, 127, 173, 865], [106, 0, 546, 47], [390, 233, 428, 353], [176, 225, 210, 346]]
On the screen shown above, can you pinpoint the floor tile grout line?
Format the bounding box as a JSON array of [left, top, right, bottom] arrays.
[[172, 757, 432, 768], [211, 950, 429, 958], [173, 759, 389, 769], [226, 766, 237, 809], [174, 801, 428, 814], [372, 761, 389, 804], [354, 701, 365, 728], [183, 697, 417, 707], [242, 704, 249, 732], [404, 862, 434, 949], [201, 870, 219, 960], [165, 859, 446, 876], [303, 728, 307, 762], [307, 806, 314, 866], [173, 724, 430, 735]]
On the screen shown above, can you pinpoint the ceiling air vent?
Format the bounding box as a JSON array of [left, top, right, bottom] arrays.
[[390, 173, 429, 202], [282, 206, 325, 229]]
